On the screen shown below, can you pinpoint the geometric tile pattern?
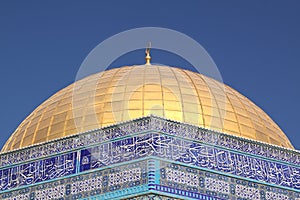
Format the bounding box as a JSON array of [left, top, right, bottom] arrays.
[[160, 161, 300, 200]]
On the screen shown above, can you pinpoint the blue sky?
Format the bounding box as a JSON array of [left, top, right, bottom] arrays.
[[0, 1, 299, 149]]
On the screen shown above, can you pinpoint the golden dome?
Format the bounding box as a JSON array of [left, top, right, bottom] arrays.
[[2, 65, 293, 151]]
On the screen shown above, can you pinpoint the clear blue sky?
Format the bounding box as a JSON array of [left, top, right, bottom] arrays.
[[0, 1, 299, 150]]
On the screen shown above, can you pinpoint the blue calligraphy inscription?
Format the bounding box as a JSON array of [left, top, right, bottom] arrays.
[[0, 152, 76, 191], [80, 133, 300, 190], [2, 116, 299, 169]]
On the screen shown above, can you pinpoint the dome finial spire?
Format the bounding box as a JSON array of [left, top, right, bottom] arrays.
[[145, 42, 151, 65]]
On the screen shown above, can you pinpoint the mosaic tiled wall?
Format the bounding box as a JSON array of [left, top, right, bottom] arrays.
[[159, 161, 300, 200], [0, 116, 299, 199], [1, 132, 300, 193], [78, 133, 300, 190]]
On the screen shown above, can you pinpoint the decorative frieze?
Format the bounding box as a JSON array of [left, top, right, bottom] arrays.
[[80, 133, 300, 190], [0, 160, 148, 200], [0, 116, 299, 169]]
